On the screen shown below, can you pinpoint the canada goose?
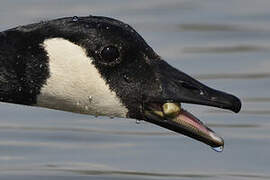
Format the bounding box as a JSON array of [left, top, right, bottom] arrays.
[[0, 16, 241, 151]]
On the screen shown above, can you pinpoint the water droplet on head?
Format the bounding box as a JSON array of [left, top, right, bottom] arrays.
[[212, 146, 224, 152], [39, 64, 43, 68], [97, 23, 102, 29], [85, 24, 90, 28], [123, 74, 131, 83], [72, 16, 79, 22], [106, 26, 110, 30], [18, 87, 22, 92], [136, 120, 141, 124], [29, 89, 33, 94], [88, 96, 93, 103]]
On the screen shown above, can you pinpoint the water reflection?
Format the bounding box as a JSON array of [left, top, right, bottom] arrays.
[[180, 24, 254, 32], [0, 124, 173, 136], [183, 45, 270, 53], [2, 163, 270, 180], [194, 73, 270, 80], [207, 109, 270, 115], [243, 97, 270, 102], [208, 123, 261, 128]]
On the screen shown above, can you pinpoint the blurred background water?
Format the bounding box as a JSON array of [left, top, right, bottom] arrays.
[[0, 0, 269, 179]]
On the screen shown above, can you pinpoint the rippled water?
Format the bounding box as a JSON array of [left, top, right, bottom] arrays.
[[0, 0, 269, 179]]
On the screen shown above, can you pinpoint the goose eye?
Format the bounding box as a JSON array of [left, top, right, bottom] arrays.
[[100, 46, 120, 63]]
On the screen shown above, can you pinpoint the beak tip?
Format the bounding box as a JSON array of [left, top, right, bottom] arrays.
[[209, 131, 224, 147], [231, 96, 242, 113]]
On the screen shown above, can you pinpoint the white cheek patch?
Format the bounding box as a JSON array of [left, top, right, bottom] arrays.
[[36, 38, 128, 118]]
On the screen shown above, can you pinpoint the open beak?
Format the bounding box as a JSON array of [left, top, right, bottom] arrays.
[[142, 60, 241, 152]]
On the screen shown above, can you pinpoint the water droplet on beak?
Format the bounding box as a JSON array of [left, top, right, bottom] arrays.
[[212, 146, 224, 152], [199, 90, 204, 95]]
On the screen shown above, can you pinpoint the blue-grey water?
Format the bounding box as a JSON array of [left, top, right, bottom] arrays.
[[0, 0, 269, 179]]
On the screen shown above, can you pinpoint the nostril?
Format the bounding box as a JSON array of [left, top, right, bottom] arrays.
[[181, 82, 197, 90], [181, 82, 202, 94]]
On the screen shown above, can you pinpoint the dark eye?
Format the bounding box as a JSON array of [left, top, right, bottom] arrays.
[[100, 46, 120, 64]]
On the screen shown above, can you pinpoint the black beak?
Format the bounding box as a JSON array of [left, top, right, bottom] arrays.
[[142, 59, 241, 151], [149, 60, 241, 113]]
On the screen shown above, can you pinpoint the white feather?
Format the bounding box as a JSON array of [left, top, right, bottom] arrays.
[[36, 38, 128, 117]]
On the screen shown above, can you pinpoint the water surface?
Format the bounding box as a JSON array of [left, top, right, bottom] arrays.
[[0, 0, 269, 179]]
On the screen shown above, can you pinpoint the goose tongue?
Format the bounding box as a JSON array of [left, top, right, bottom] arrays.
[[170, 109, 224, 151]]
